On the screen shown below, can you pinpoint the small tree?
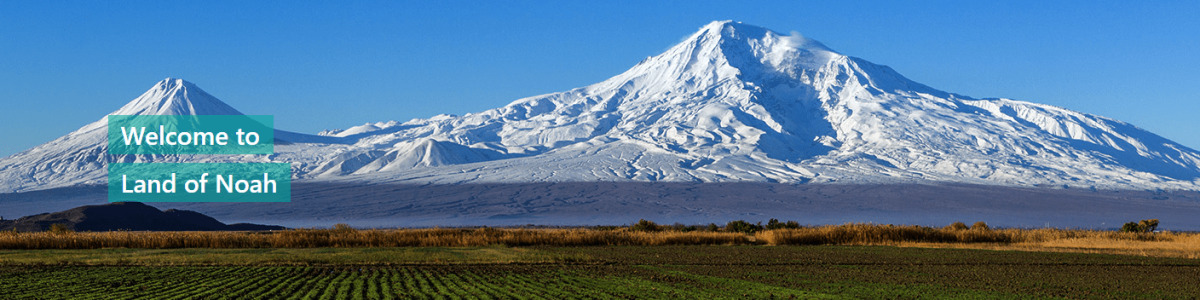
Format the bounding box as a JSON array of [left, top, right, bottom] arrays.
[[49, 223, 73, 234], [945, 221, 969, 231], [725, 220, 763, 234], [675, 223, 698, 232], [971, 221, 990, 231], [1139, 219, 1159, 232], [706, 223, 719, 232], [1120, 219, 1160, 233], [764, 219, 802, 230], [765, 218, 784, 230], [631, 219, 661, 232], [332, 223, 356, 234], [1121, 222, 1141, 232]]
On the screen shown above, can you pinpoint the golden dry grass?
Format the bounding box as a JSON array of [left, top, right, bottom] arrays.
[[898, 230, 1200, 259], [754, 223, 1014, 245], [755, 224, 1200, 259], [2, 224, 1198, 259]]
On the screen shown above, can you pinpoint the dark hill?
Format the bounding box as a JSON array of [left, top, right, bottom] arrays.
[[0, 202, 284, 232]]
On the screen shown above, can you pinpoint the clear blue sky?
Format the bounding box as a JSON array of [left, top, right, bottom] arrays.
[[1, 1, 1197, 157]]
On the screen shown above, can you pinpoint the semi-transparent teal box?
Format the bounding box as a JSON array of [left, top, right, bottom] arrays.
[[107, 115, 274, 155], [108, 163, 291, 202]]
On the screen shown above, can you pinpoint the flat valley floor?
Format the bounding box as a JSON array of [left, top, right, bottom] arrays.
[[2, 245, 1198, 299]]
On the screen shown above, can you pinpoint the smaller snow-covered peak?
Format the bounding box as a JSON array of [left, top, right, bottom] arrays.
[[158, 77, 196, 89], [110, 77, 243, 116], [65, 78, 247, 134]]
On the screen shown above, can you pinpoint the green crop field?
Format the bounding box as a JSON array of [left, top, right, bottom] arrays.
[[1, 246, 1197, 299]]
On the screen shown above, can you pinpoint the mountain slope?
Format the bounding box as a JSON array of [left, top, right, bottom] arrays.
[[1, 21, 1199, 193]]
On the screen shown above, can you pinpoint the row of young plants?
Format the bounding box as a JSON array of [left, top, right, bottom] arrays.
[[0, 265, 821, 299]]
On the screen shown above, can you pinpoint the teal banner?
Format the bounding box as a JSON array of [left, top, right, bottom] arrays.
[[108, 163, 291, 202], [107, 115, 274, 155]]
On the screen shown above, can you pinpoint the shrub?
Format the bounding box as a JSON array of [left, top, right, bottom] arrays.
[[630, 219, 661, 232], [1121, 219, 1159, 233], [706, 223, 720, 232], [49, 223, 73, 234], [667, 223, 701, 232], [971, 221, 990, 231], [945, 222, 969, 231], [725, 220, 763, 234], [1139, 219, 1159, 232], [764, 219, 801, 230], [765, 219, 784, 230], [332, 223, 357, 234], [1121, 222, 1141, 232]]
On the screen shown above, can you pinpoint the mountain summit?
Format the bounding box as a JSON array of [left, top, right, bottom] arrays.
[[2, 21, 1200, 194], [112, 78, 243, 116], [71, 78, 244, 134]]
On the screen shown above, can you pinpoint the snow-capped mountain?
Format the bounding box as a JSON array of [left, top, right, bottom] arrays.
[[0, 78, 348, 192], [0, 79, 243, 192], [2, 20, 1199, 194]]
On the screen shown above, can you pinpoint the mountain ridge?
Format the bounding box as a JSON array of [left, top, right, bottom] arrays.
[[1, 21, 1198, 193], [0, 201, 284, 232]]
